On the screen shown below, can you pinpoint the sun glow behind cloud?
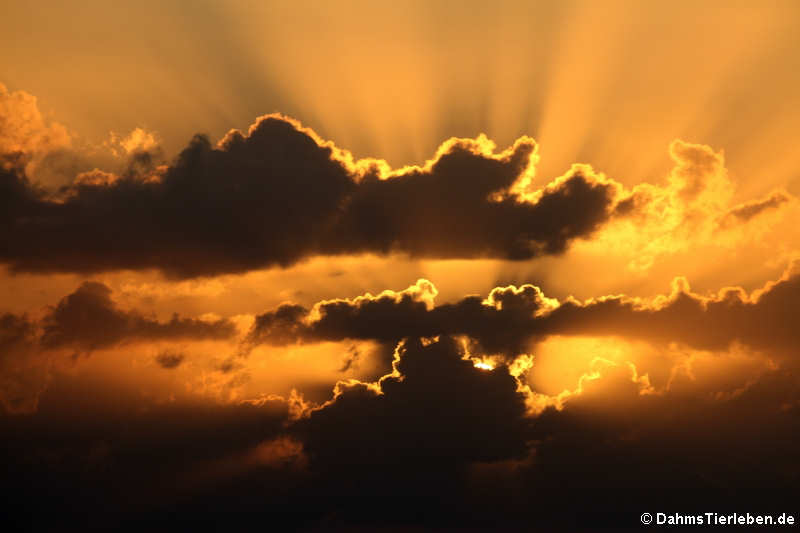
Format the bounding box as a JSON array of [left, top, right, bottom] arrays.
[[4, 0, 798, 297], [214, 0, 800, 197], [2, 1, 798, 192], [3, 1, 800, 528]]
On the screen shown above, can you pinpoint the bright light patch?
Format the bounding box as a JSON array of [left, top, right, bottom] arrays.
[[473, 359, 495, 371]]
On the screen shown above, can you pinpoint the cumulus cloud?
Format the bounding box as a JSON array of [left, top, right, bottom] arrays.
[[247, 262, 800, 357], [3, 329, 799, 529], [603, 140, 794, 270], [297, 336, 531, 466], [2, 86, 799, 530], [0, 83, 71, 175], [0, 84, 163, 188], [541, 262, 800, 354], [246, 278, 556, 358], [2, 90, 792, 277], [285, 335, 534, 520], [0, 109, 630, 277], [40, 281, 237, 352]]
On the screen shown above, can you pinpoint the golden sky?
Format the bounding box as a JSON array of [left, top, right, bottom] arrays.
[[2, 1, 800, 529]]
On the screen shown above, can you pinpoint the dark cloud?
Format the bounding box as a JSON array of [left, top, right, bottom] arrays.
[[1, 375, 294, 530], [290, 336, 533, 522], [0, 312, 48, 414], [3, 332, 800, 530], [216, 356, 241, 374], [247, 265, 800, 357], [40, 281, 237, 352], [494, 366, 800, 526], [155, 349, 185, 369], [236, 266, 800, 526], [324, 139, 619, 260], [0, 166, 41, 225], [1, 115, 624, 278], [246, 279, 553, 356], [719, 189, 792, 227], [542, 265, 800, 353], [1, 336, 534, 529], [298, 336, 531, 467], [0, 313, 37, 363], [0, 282, 237, 413]]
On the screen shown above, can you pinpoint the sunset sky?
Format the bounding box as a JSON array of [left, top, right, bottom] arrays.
[[2, 1, 800, 530]]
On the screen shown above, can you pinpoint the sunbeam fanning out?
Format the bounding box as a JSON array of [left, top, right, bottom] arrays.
[[2, 1, 800, 531]]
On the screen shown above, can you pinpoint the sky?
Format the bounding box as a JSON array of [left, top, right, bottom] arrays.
[[2, 1, 800, 530]]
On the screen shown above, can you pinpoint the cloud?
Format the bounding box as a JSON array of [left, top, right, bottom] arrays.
[[600, 140, 795, 270], [0, 83, 71, 174], [0, 84, 164, 188], [337, 344, 361, 372], [40, 281, 237, 352], [245, 279, 438, 347], [0, 111, 628, 278], [718, 189, 792, 227], [0, 282, 238, 413], [155, 349, 185, 369], [2, 86, 799, 530], [287, 335, 533, 519], [506, 364, 800, 524], [1, 382, 293, 526], [0, 313, 49, 414], [542, 262, 800, 354], [3, 330, 798, 529], [246, 262, 800, 357], [298, 336, 531, 464], [2, 91, 792, 278], [245, 278, 555, 357]]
